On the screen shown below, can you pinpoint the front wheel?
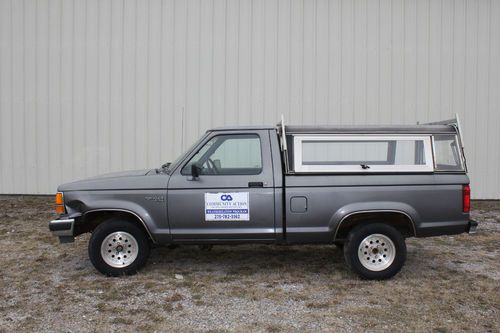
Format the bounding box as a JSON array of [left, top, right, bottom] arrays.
[[343, 223, 406, 280], [88, 219, 151, 276]]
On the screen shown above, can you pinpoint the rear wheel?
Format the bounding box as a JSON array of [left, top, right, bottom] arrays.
[[343, 223, 406, 280], [88, 219, 150, 276]]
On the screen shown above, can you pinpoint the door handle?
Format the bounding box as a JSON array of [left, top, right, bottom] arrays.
[[248, 182, 264, 188]]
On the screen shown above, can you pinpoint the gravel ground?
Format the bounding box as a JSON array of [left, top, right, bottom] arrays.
[[0, 196, 499, 332]]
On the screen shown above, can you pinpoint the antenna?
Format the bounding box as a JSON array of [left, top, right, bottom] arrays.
[[181, 106, 185, 151]]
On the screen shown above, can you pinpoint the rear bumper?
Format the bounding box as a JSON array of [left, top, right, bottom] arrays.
[[467, 219, 478, 234], [49, 217, 75, 242]]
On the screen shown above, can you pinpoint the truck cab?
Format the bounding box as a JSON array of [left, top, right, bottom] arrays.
[[166, 127, 282, 242], [49, 117, 477, 279]]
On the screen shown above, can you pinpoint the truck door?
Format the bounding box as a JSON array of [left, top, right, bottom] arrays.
[[167, 130, 275, 240]]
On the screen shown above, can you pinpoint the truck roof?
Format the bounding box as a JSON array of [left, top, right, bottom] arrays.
[[209, 124, 457, 135], [209, 125, 276, 132]]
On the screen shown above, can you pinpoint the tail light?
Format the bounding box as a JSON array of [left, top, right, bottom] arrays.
[[55, 192, 65, 214], [463, 185, 470, 213]]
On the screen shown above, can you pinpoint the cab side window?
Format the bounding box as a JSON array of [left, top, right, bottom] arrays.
[[181, 134, 262, 175]]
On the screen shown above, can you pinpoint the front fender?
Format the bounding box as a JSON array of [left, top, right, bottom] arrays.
[[64, 190, 170, 243]]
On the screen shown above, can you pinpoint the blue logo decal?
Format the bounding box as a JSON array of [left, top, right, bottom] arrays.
[[220, 194, 233, 201]]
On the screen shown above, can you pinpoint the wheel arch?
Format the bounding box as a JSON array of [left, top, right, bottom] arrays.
[[333, 210, 417, 241], [75, 209, 156, 243]]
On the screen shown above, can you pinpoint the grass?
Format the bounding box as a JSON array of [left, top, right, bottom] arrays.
[[0, 196, 498, 332]]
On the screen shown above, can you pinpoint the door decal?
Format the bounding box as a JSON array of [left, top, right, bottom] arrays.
[[204, 192, 250, 221]]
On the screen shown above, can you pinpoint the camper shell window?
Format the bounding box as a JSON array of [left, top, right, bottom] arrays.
[[292, 135, 434, 173], [432, 134, 464, 171]]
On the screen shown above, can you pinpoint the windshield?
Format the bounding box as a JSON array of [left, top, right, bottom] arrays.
[[160, 132, 210, 174]]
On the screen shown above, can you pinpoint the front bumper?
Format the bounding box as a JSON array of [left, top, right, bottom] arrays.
[[467, 219, 478, 234], [49, 217, 75, 243]]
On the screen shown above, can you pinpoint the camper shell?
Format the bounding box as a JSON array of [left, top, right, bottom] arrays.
[[280, 121, 467, 174]]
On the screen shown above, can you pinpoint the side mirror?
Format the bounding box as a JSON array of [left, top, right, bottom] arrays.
[[191, 164, 201, 179]]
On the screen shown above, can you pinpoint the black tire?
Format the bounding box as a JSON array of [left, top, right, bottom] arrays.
[[333, 241, 344, 249], [88, 219, 150, 276], [343, 223, 406, 280]]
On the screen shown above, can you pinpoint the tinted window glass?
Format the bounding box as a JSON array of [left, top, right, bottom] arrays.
[[182, 134, 262, 175]]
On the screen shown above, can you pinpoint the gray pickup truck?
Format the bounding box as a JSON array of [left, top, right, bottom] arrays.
[[49, 116, 477, 279]]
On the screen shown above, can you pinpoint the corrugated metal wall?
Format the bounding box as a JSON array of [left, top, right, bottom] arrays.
[[0, 0, 499, 198]]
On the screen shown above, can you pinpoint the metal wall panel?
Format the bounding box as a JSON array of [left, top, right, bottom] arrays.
[[0, 0, 499, 198]]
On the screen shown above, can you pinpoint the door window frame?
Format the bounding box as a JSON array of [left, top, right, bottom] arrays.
[[180, 133, 264, 176]]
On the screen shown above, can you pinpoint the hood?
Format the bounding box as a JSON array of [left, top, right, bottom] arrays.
[[57, 169, 169, 192], [85, 169, 152, 180]]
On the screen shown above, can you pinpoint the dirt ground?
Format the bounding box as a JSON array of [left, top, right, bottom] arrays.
[[0, 196, 499, 332]]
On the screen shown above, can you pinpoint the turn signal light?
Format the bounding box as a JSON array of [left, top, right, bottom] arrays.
[[463, 185, 471, 213], [55, 192, 65, 214]]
